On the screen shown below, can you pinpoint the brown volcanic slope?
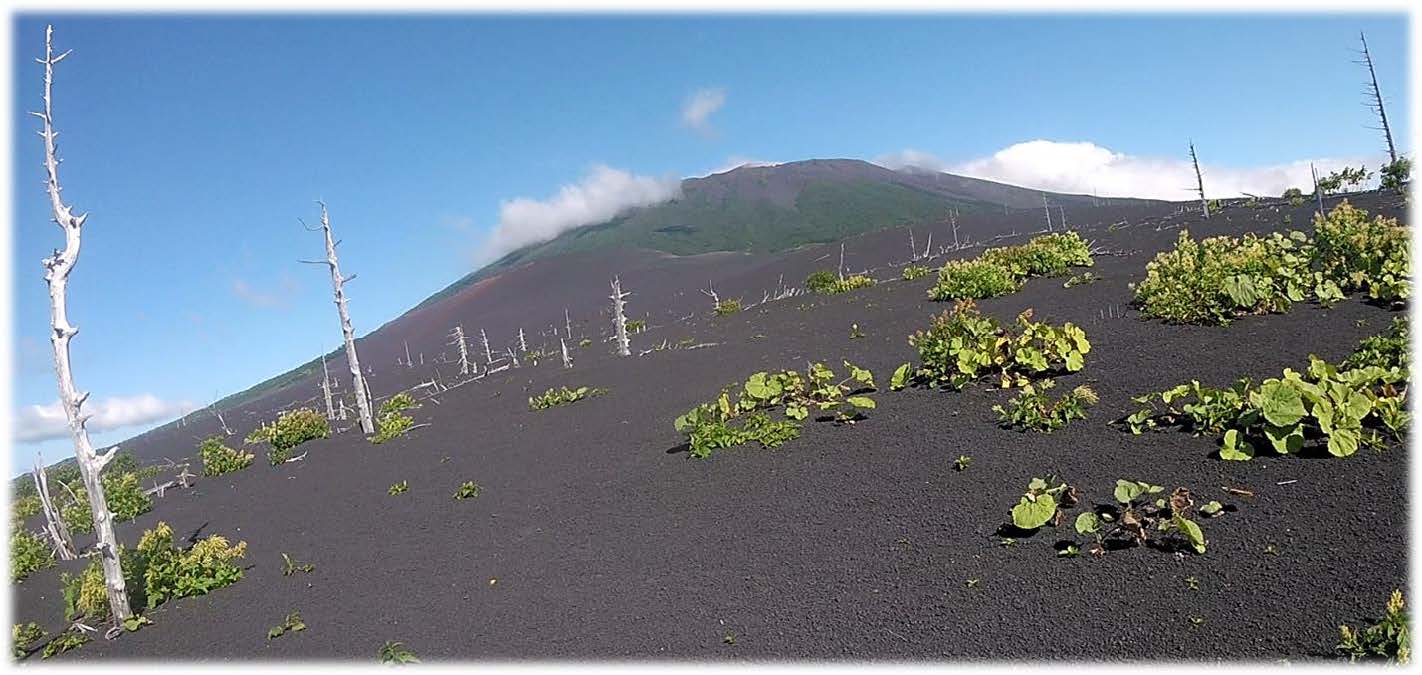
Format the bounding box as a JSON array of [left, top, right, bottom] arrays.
[[14, 191, 1406, 661]]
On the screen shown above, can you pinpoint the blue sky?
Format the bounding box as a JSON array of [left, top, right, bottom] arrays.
[[7, 13, 1409, 468]]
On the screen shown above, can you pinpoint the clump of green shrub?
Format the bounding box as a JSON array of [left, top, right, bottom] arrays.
[[1126, 353, 1407, 459], [714, 299, 743, 316], [625, 319, 647, 334], [1379, 157, 1410, 192], [388, 481, 408, 496], [11, 528, 54, 581], [528, 386, 606, 410], [895, 300, 1090, 391], [1338, 589, 1410, 664], [1062, 272, 1101, 288], [901, 264, 931, 280], [1008, 478, 1209, 557], [12, 622, 45, 657], [379, 640, 421, 664], [804, 270, 838, 293], [982, 232, 1094, 278], [453, 482, 481, 500], [371, 394, 419, 445], [248, 407, 330, 452], [61, 470, 153, 535], [994, 381, 1098, 432], [11, 495, 41, 525], [1344, 317, 1409, 376], [200, 436, 254, 476], [830, 275, 876, 294], [929, 258, 1021, 301], [1312, 200, 1409, 303], [1133, 202, 1409, 324], [40, 629, 88, 659], [675, 361, 876, 459], [267, 610, 307, 640]]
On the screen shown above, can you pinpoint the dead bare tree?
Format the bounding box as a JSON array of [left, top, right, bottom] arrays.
[[299, 201, 375, 434], [924, 230, 934, 258], [908, 229, 916, 261], [564, 307, 573, 339], [838, 242, 846, 281], [610, 276, 631, 357], [450, 325, 472, 376], [1312, 162, 1326, 215], [1357, 32, 1398, 164], [215, 407, 233, 436], [320, 352, 335, 421], [32, 24, 132, 625], [1042, 193, 1053, 231], [561, 337, 572, 369], [701, 282, 720, 308], [480, 328, 493, 364], [1189, 140, 1209, 219], [403, 340, 413, 369], [32, 457, 76, 561], [518, 328, 527, 353]]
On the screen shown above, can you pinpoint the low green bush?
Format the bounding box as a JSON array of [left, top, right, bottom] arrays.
[[994, 381, 1098, 432], [1312, 200, 1409, 303], [901, 264, 931, 281], [928, 258, 1020, 301], [528, 386, 606, 410], [714, 299, 743, 316], [11, 528, 53, 581], [372, 412, 415, 445], [804, 270, 837, 293], [248, 408, 329, 452], [1338, 589, 1410, 664], [200, 436, 254, 476], [1343, 318, 1409, 376], [898, 300, 1090, 390], [61, 471, 153, 535], [1132, 229, 1315, 325], [12, 622, 45, 657]]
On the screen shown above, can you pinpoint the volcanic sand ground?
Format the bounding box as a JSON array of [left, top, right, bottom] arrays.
[[12, 191, 1407, 661]]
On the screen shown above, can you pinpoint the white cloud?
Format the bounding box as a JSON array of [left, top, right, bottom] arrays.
[[876, 140, 1378, 199], [14, 394, 197, 444], [703, 156, 781, 176], [481, 165, 681, 262], [232, 273, 298, 309], [681, 87, 726, 136]]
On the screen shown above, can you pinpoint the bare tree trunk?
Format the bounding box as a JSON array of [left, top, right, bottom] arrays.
[[320, 353, 335, 421], [1042, 193, 1053, 231], [924, 230, 934, 258], [338, 399, 348, 421], [1190, 140, 1209, 219], [610, 277, 631, 357], [32, 25, 131, 625], [701, 282, 720, 308], [1312, 162, 1326, 216], [564, 308, 572, 339], [215, 408, 233, 436], [518, 328, 527, 353], [561, 337, 572, 369], [450, 325, 471, 376], [303, 202, 375, 434], [480, 328, 493, 364], [908, 229, 916, 261], [32, 456, 76, 561], [1059, 206, 1068, 230], [1359, 32, 1398, 164], [838, 243, 846, 281]]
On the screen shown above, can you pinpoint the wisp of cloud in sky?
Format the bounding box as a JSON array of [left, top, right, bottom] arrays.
[[876, 140, 1377, 200], [14, 393, 197, 444], [681, 87, 726, 136], [479, 165, 681, 263]]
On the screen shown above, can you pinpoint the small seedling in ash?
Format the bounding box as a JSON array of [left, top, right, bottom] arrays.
[[454, 481, 481, 500], [1188, 615, 1205, 627], [529, 386, 607, 411], [1058, 545, 1080, 558], [849, 323, 865, 339], [267, 610, 306, 640], [388, 480, 409, 496], [954, 455, 972, 472], [281, 553, 315, 576], [998, 538, 1017, 548], [722, 633, 737, 645], [1185, 576, 1200, 591], [122, 615, 153, 632], [378, 640, 420, 664], [966, 579, 980, 589], [1264, 544, 1280, 556]]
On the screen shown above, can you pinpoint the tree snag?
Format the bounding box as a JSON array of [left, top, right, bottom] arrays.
[[32, 456, 76, 561], [1189, 140, 1209, 219], [610, 276, 631, 357], [301, 202, 375, 434], [32, 24, 132, 624], [320, 352, 335, 421], [1358, 32, 1397, 164]]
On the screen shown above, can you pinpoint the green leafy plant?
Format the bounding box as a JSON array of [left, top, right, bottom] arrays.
[[40, 629, 88, 659], [625, 319, 647, 333], [1073, 481, 1208, 556], [60, 470, 153, 535], [528, 386, 607, 410], [12, 622, 45, 657], [577, 338, 592, 348], [849, 323, 865, 339], [901, 264, 930, 280], [281, 553, 315, 576], [372, 411, 415, 445], [122, 615, 153, 632], [134, 521, 247, 610], [1009, 477, 1077, 530], [388, 480, 409, 496], [381, 393, 417, 414], [200, 436, 254, 476], [1312, 200, 1409, 304], [10, 528, 54, 581], [713, 299, 743, 316], [1338, 589, 1410, 664], [994, 381, 1097, 432], [954, 455, 972, 472], [828, 274, 876, 294], [804, 270, 838, 293], [379, 640, 420, 664], [453, 481, 481, 500], [1343, 317, 1409, 376], [1317, 165, 1372, 194], [267, 610, 307, 640], [1282, 187, 1306, 207], [928, 258, 1020, 301], [248, 407, 330, 452], [1379, 157, 1410, 192], [12, 495, 41, 523], [1062, 272, 1101, 288], [1126, 354, 1407, 459], [674, 361, 876, 459], [1132, 229, 1316, 324], [905, 300, 1090, 390]]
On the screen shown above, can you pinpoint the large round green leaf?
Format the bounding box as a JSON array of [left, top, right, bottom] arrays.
[[1255, 381, 1306, 427], [1011, 493, 1057, 530]]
